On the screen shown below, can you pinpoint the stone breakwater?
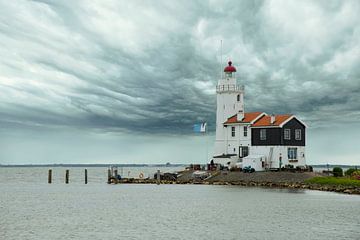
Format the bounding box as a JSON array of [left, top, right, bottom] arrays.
[[111, 171, 360, 195]]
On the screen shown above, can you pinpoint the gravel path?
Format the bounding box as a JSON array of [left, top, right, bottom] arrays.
[[178, 170, 318, 184]]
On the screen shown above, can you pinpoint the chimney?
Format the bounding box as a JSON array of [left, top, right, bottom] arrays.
[[237, 110, 244, 121], [270, 114, 275, 124]]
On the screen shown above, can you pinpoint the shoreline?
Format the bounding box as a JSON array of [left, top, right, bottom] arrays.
[[112, 171, 360, 195]]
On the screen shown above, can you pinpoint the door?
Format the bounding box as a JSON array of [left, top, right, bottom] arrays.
[[239, 146, 249, 158]]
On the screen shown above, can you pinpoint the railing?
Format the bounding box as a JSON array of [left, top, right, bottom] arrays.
[[216, 84, 244, 93]]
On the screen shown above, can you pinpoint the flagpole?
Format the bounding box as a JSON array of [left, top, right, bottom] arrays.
[[205, 129, 208, 164], [204, 122, 208, 164], [203, 129, 206, 164], [194, 122, 209, 164]]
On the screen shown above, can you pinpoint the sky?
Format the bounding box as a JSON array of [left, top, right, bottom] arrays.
[[0, 0, 359, 165]]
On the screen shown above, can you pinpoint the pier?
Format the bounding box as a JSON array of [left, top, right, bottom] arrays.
[[107, 168, 360, 195]]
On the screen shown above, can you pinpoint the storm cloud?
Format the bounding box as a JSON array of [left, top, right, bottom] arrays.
[[0, 1, 360, 165], [0, 0, 359, 134]]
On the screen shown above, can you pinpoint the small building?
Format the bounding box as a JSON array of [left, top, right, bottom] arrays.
[[212, 61, 306, 171]]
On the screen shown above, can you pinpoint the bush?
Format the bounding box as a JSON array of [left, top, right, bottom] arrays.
[[345, 168, 357, 176], [333, 167, 343, 177], [351, 170, 360, 180]]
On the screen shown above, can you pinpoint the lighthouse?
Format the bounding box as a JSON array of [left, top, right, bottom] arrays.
[[212, 61, 307, 171], [214, 61, 245, 156]]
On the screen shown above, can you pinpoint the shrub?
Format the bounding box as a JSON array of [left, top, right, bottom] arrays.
[[345, 168, 357, 176], [351, 170, 360, 180], [333, 167, 343, 177]]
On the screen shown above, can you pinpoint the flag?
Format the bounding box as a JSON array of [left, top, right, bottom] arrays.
[[193, 122, 207, 133]]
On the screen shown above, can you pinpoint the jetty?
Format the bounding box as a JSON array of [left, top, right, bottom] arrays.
[[107, 168, 360, 195]]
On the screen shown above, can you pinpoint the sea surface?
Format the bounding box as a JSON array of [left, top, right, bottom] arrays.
[[1, 167, 360, 240]]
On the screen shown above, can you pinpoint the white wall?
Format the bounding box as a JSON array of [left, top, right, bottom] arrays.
[[250, 145, 306, 168], [221, 124, 251, 156], [214, 75, 244, 156]]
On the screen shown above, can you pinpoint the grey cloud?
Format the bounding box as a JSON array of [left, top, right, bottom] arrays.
[[0, 0, 359, 135]]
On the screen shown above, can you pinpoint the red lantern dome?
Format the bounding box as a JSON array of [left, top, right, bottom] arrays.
[[224, 61, 236, 72]]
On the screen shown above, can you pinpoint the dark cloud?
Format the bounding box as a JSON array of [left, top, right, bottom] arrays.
[[0, 0, 359, 135]]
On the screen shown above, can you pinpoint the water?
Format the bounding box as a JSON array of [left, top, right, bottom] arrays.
[[1, 167, 360, 240]]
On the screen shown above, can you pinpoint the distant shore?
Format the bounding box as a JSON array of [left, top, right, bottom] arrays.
[[1, 163, 358, 169], [0, 163, 186, 168]]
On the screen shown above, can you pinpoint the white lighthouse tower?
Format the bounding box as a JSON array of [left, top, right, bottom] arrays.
[[214, 61, 245, 156]]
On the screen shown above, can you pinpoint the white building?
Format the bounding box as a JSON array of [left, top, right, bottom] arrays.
[[212, 61, 307, 171]]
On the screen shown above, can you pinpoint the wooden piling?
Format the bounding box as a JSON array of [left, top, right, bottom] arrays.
[[48, 169, 52, 184], [107, 168, 111, 184], [85, 169, 88, 184], [65, 169, 69, 184], [157, 169, 160, 185]]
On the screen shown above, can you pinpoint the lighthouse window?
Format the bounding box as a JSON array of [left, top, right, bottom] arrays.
[[231, 127, 235, 137], [260, 129, 266, 140], [243, 126, 248, 137], [284, 129, 291, 140], [295, 129, 301, 140], [237, 94, 240, 102]]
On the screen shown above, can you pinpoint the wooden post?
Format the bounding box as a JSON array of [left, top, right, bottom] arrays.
[[85, 169, 88, 184], [157, 169, 160, 185], [48, 169, 52, 184], [107, 168, 111, 184], [114, 168, 118, 178], [65, 169, 69, 184]]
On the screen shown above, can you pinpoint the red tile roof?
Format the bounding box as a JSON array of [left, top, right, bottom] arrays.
[[252, 114, 292, 127], [224, 112, 263, 124]]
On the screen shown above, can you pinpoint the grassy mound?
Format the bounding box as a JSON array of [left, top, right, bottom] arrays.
[[305, 177, 360, 187]]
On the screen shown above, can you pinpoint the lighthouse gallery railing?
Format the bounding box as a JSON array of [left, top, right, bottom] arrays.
[[216, 84, 244, 93]]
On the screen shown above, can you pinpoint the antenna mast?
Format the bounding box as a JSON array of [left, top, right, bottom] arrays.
[[220, 39, 223, 79]]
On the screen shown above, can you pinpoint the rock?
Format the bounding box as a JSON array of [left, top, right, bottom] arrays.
[[343, 189, 352, 194]]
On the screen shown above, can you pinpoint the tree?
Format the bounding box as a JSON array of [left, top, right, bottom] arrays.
[[333, 167, 343, 177]]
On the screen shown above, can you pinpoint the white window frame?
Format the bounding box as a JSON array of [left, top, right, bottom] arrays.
[[288, 147, 297, 160], [231, 126, 235, 137], [284, 129, 291, 140], [260, 129, 266, 140], [295, 129, 301, 140], [243, 126, 248, 137]]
